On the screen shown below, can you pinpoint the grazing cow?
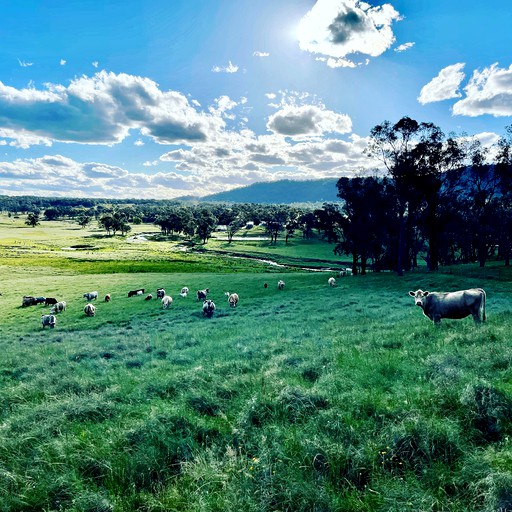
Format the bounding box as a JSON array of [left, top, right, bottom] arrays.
[[408, 288, 486, 325], [83, 291, 98, 301], [22, 296, 38, 307], [128, 288, 144, 297], [328, 277, 337, 287], [145, 294, 153, 300], [41, 314, 56, 329], [225, 292, 239, 308], [156, 288, 165, 299], [35, 296, 46, 305], [197, 288, 209, 301], [50, 301, 66, 314], [84, 303, 96, 317], [162, 295, 173, 309], [264, 283, 268, 289], [278, 280, 285, 290], [104, 294, 111, 302], [44, 297, 58, 306], [202, 299, 216, 318], [180, 286, 189, 298]]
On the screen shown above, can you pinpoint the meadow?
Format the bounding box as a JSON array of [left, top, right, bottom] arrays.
[[1, 216, 512, 511]]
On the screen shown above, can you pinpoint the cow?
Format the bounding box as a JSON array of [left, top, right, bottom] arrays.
[[104, 294, 111, 302], [50, 301, 66, 314], [22, 296, 38, 307], [84, 303, 96, 317], [44, 297, 58, 306], [278, 280, 285, 290], [83, 291, 98, 301], [202, 299, 216, 318], [264, 283, 268, 289], [225, 292, 239, 308], [41, 314, 56, 329], [340, 268, 353, 277], [145, 294, 153, 301], [35, 296, 46, 305], [328, 277, 337, 287], [162, 295, 173, 309], [180, 287, 189, 298], [408, 288, 486, 325], [197, 288, 209, 301], [128, 288, 144, 297], [156, 288, 165, 299]]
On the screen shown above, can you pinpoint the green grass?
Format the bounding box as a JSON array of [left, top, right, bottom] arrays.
[[1, 217, 512, 511]]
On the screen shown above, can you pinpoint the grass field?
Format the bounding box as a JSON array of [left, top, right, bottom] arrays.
[[1, 217, 512, 511]]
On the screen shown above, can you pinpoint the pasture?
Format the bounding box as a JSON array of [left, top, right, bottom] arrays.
[[1, 217, 512, 511]]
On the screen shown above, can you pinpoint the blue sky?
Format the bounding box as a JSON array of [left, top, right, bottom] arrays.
[[1, 0, 512, 199]]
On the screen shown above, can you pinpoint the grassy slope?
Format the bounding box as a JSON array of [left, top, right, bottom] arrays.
[[1, 217, 512, 511]]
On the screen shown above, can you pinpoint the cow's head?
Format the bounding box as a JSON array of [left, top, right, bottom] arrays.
[[409, 290, 429, 308]]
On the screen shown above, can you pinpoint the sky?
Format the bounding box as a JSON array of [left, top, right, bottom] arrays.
[[1, 0, 512, 199]]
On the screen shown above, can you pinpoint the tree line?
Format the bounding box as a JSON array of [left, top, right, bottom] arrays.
[[329, 117, 512, 274], [7, 115, 512, 273]]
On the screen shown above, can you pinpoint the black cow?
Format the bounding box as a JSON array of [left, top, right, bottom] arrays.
[[128, 288, 144, 297], [44, 297, 58, 306]]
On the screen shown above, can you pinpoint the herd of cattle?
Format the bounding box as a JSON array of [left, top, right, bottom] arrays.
[[22, 279, 290, 329], [21, 268, 487, 329]]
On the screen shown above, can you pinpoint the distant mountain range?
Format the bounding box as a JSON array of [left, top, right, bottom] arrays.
[[189, 178, 340, 204]]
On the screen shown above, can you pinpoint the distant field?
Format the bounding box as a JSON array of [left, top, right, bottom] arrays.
[[1, 216, 512, 511]]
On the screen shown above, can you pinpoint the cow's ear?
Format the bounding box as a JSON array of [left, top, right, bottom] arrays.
[[424, 291, 429, 296], [408, 291, 415, 296]]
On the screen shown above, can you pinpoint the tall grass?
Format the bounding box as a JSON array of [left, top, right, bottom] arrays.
[[1, 219, 512, 510]]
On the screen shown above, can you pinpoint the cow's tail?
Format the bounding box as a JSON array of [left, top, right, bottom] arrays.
[[480, 288, 486, 323]]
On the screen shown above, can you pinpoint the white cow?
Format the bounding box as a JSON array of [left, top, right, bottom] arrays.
[[278, 280, 285, 290], [328, 277, 337, 287], [162, 295, 173, 309], [225, 292, 239, 308], [180, 287, 189, 298]]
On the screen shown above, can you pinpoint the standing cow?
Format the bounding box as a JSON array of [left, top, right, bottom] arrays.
[[202, 299, 216, 318], [156, 288, 166, 299], [197, 288, 209, 301], [84, 303, 96, 317], [41, 314, 56, 329], [225, 292, 239, 308], [83, 291, 98, 301], [408, 288, 486, 325], [278, 280, 285, 290], [50, 301, 66, 314], [162, 295, 173, 309]]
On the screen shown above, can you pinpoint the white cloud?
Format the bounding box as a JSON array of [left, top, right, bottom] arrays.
[[92, 61, 99, 68], [60, 59, 67, 66], [267, 104, 352, 138], [134, 139, 144, 146], [394, 42, 414, 52], [0, 71, 226, 147], [18, 59, 33, 67], [297, 0, 402, 67], [418, 63, 466, 104], [211, 61, 239, 73], [253, 51, 270, 57], [265, 93, 277, 100], [453, 63, 512, 117]]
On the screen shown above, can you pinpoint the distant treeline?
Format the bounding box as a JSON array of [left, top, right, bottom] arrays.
[[4, 116, 512, 274]]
